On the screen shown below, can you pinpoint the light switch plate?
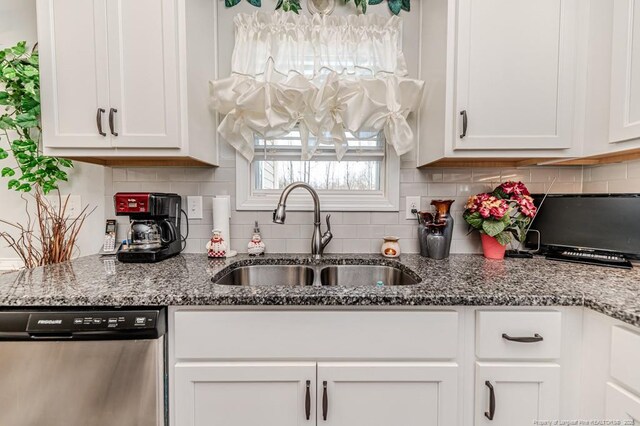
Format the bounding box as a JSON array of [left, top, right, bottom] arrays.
[[187, 196, 203, 220], [405, 196, 420, 220]]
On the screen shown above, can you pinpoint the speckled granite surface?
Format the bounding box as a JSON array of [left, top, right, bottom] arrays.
[[0, 253, 638, 327]]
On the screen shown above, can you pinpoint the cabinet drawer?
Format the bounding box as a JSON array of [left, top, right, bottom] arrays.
[[476, 311, 561, 360], [174, 310, 458, 360], [611, 326, 640, 395]]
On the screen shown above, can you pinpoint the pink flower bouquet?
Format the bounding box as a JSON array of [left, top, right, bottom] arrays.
[[463, 181, 537, 246]]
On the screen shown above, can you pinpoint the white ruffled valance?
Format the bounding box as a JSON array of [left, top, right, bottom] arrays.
[[210, 11, 425, 161]]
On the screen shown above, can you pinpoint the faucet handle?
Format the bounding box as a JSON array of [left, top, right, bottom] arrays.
[[321, 214, 333, 252]]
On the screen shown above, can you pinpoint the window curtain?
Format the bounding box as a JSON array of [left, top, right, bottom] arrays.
[[210, 11, 425, 162]]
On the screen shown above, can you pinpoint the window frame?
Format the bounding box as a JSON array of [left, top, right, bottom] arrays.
[[235, 142, 400, 212]]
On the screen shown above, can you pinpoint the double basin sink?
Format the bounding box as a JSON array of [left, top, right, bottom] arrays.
[[213, 264, 421, 287]]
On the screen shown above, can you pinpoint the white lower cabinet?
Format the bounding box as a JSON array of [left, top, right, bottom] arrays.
[[173, 362, 457, 426], [606, 383, 640, 424], [174, 362, 316, 426], [317, 363, 458, 426], [475, 363, 560, 425]]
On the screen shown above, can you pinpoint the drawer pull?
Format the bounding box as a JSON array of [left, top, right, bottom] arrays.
[[484, 380, 495, 420], [305, 380, 311, 420], [322, 381, 328, 421], [502, 333, 543, 343]]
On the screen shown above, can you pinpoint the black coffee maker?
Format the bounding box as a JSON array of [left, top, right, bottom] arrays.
[[114, 192, 183, 263]]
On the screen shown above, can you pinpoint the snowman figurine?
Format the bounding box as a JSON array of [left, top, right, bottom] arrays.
[[206, 229, 227, 258], [247, 221, 266, 256]]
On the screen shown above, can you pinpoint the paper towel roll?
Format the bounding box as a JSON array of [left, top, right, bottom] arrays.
[[212, 195, 231, 251]]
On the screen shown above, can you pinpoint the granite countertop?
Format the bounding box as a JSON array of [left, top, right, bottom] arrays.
[[0, 253, 638, 327]]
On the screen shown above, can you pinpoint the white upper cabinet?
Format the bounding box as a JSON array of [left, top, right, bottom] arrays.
[[37, 0, 218, 166], [455, 0, 578, 151], [417, 0, 583, 166], [37, 0, 111, 148], [610, 0, 640, 144], [106, 0, 180, 148]]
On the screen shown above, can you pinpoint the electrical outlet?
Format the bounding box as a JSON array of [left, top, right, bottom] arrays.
[[405, 196, 421, 220], [187, 196, 203, 219], [46, 195, 82, 219]]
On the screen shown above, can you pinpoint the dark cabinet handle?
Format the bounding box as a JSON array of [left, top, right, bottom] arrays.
[[484, 381, 495, 420], [322, 381, 328, 421], [96, 108, 106, 136], [109, 108, 118, 136], [305, 380, 311, 420], [460, 110, 468, 139], [502, 333, 543, 343]]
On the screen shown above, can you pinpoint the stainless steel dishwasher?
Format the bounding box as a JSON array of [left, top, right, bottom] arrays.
[[0, 308, 166, 426]]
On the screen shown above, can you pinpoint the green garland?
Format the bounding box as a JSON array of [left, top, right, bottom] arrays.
[[226, 0, 410, 15]]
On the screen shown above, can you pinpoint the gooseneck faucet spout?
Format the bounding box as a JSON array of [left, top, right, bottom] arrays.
[[273, 182, 333, 259]]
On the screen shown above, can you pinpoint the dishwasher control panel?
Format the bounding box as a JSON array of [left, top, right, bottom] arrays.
[[26, 311, 158, 332], [0, 309, 166, 340]]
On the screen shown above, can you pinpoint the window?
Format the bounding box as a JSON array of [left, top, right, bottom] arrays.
[[236, 130, 400, 212], [253, 130, 384, 192]]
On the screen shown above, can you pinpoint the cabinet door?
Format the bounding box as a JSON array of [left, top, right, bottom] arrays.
[[455, 0, 578, 150], [37, 0, 112, 148], [606, 383, 640, 424], [610, 0, 640, 144], [106, 0, 180, 148], [317, 362, 458, 426], [475, 362, 560, 425], [174, 362, 316, 426]]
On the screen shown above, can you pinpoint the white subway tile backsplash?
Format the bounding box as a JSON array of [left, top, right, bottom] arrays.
[[126, 168, 158, 182], [112, 168, 127, 182], [343, 238, 372, 253], [427, 183, 457, 197], [442, 169, 473, 182], [500, 168, 531, 183], [106, 157, 637, 255], [357, 225, 386, 239], [582, 181, 608, 193], [343, 212, 369, 225], [627, 160, 640, 179], [608, 178, 640, 193], [589, 163, 627, 181], [471, 169, 501, 183], [371, 212, 399, 225], [530, 167, 560, 182]]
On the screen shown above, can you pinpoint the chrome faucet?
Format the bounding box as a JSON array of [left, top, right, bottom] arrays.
[[273, 182, 332, 259]]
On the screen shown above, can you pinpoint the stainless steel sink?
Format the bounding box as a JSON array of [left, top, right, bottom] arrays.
[[319, 265, 420, 286], [214, 265, 315, 286]]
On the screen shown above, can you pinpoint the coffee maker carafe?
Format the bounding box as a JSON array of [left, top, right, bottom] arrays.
[[114, 193, 183, 263]]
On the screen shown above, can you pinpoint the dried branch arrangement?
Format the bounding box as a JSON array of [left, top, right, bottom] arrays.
[[0, 189, 94, 268]]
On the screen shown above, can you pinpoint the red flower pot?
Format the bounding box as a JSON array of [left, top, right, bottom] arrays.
[[481, 234, 506, 260]]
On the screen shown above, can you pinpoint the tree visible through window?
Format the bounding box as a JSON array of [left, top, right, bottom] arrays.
[[253, 129, 385, 192]]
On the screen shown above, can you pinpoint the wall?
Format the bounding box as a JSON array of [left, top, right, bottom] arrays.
[[107, 138, 583, 254], [105, 1, 583, 255], [583, 159, 640, 193], [0, 0, 105, 267]]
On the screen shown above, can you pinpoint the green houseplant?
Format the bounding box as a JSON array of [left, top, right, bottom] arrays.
[[0, 41, 73, 194], [0, 42, 92, 268]]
